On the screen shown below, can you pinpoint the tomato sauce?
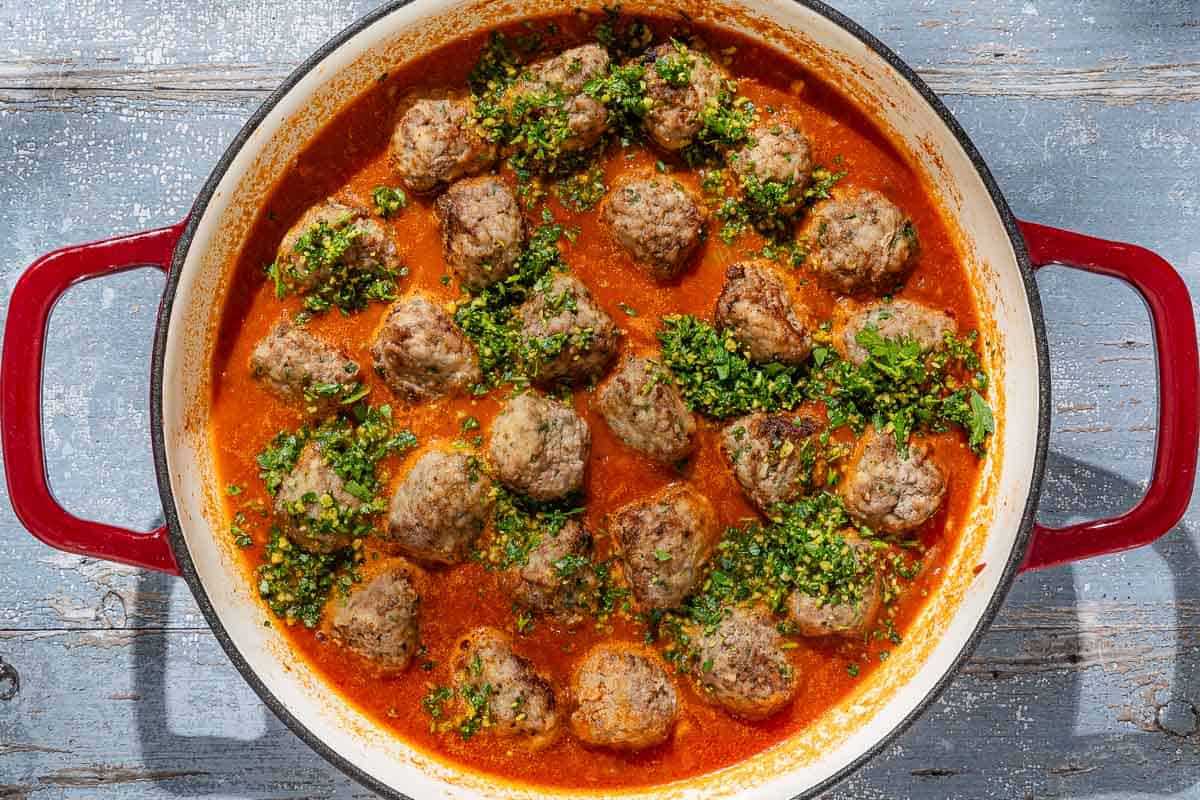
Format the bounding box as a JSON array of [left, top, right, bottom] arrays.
[[209, 14, 985, 790]]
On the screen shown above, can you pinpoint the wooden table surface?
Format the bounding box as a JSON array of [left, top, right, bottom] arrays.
[[1, 1, 1197, 797]]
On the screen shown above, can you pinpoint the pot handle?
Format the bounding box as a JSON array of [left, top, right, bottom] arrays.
[[1018, 220, 1200, 571], [1, 224, 186, 575]]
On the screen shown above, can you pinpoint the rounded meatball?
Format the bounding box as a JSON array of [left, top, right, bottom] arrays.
[[843, 427, 946, 534], [273, 442, 362, 553], [601, 177, 705, 280], [570, 644, 679, 750], [721, 413, 823, 513], [508, 44, 610, 152], [370, 294, 481, 402], [329, 559, 423, 670], [250, 318, 360, 414], [275, 201, 400, 295], [609, 485, 719, 610], [730, 122, 813, 202], [690, 605, 800, 720], [836, 299, 956, 366], [390, 96, 496, 193], [453, 627, 559, 747], [502, 518, 595, 624], [488, 392, 590, 501], [715, 261, 812, 365], [809, 190, 918, 296], [518, 275, 619, 386], [386, 449, 493, 564], [597, 357, 696, 464], [640, 42, 726, 151], [788, 539, 881, 638], [434, 176, 524, 291]]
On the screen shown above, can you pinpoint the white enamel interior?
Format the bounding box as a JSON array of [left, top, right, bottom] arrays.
[[158, 1, 1043, 797]]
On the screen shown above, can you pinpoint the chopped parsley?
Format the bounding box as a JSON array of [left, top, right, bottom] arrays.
[[583, 62, 651, 138], [266, 215, 400, 316], [592, 6, 653, 59], [371, 186, 407, 218], [683, 81, 756, 167], [256, 405, 418, 550], [808, 327, 994, 454], [554, 162, 607, 211], [256, 526, 361, 628], [453, 218, 570, 390], [475, 486, 583, 572], [654, 39, 695, 88], [657, 314, 806, 418]]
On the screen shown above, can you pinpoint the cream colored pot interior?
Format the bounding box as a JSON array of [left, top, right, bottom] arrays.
[[159, 0, 1042, 796]]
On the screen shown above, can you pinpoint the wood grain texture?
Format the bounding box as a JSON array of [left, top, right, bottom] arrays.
[[0, 1, 1197, 798]]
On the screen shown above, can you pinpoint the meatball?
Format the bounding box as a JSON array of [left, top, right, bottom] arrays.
[[729, 123, 814, 202], [809, 190, 918, 296], [508, 44, 610, 152], [640, 42, 726, 151], [601, 177, 705, 280], [488, 392, 590, 501], [836, 299, 956, 366], [329, 559, 423, 670], [249, 318, 360, 414], [570, 644, 679, 750], [434, 176, 524, 291], [518, 275, 619, 386], [843, 427, 946, 534], [386, 449, 493, 564], [609, 485, 719, 610], [370, 294, 481, 402], [273, 442, 362, 553], [721, 413, 823, 513], [502, 518, 595, 624], [787, 539, 881, 638], [390, 96, 496, 193], [714, 261, 812, 365], [453, 627, 559, 747], [690, 605, 799, 720], [597, 357, 696, 464], [275, 201, 400, 295]]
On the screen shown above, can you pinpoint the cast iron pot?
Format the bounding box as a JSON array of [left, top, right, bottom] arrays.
[[3, 1, 1198, 797]]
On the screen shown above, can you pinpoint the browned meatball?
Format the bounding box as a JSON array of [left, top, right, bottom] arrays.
[[714, 261, 812, 365], [640, 42, 726, 151], [390, 97, 496, 193], [721, 413, 823, 513], [843, 427, 946, 534], [602, 177, 705, 280], [501, 518, 595, 624], [597, 356, 696, 464], [810, 190, 918, 296], [518, 275, 619, 386], [488, 392, 590, 501], [275, 201, 400, 295], [836, 299, 957, 366], [453, 627, 559, 748], [370, 294, 481, 402], [507, 44, 610, 152], [434, 176, 524, 291], [690, 605, 800, 720], [787, 539, 881, 638], [729, 122, 814, 204], [250, 318, 361, 414], [329, 559, 423, 670], [273, 442, 362, 553], [609, 485, 719, 610], [570, 644, 679, 750], [386, 449, 493, 564]]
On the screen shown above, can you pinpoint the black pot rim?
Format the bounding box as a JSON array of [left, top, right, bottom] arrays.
[[149, 1, 1051, 797]]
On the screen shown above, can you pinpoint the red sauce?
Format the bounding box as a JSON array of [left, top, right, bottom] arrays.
[[209, 15, 984, 790]]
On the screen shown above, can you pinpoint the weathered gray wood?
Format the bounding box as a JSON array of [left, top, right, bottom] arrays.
[[0, 0, 1197, 798]]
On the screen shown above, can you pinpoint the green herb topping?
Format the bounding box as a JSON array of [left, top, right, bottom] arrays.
[[266, 214, 400, 316], [371, 186, 408, 218]]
